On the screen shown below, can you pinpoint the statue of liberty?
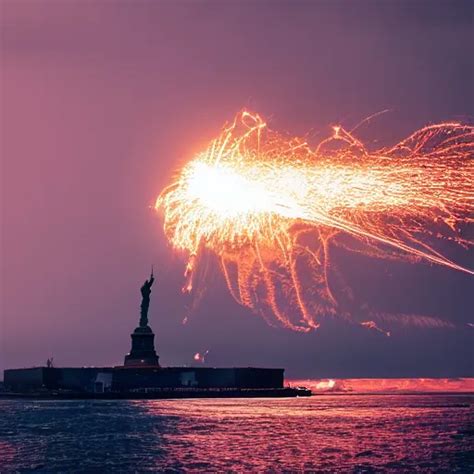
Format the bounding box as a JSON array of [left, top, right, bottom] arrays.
[[139, 268, 155, 327], [124, 267, 160, 367]]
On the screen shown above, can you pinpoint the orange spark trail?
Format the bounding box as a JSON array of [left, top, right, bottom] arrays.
[[156, 111, 473, 331]]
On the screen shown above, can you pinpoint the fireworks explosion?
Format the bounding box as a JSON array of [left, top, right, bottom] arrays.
[[193, 350, 210, 363], [156, 111, 473, 332]]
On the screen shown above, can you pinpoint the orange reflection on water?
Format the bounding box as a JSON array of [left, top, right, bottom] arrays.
[[137, 394, 473, 471], [289, 377, 474, 393], [3, 396, 471, 471]]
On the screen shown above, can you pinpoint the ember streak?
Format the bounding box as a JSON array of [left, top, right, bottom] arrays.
[[156, 112, 473, 331]]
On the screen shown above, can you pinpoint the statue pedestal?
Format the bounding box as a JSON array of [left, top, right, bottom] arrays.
[[124, 325, 160, 367]]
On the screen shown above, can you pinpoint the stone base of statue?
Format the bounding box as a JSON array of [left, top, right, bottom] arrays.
[[124, 325, 160, 367]]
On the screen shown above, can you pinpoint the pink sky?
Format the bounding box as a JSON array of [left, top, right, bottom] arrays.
[[1, 1, 472, 378]]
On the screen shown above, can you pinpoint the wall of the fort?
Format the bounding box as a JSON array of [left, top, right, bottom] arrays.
[[56, 368, 114, 392], [4, 367, 113, 392], [4, 366, 284, 392], [4, 368, 48, 391], [113, 367, 284, 391]]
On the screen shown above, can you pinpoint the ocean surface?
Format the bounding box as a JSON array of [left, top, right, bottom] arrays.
[[0, 394, 472, 472]]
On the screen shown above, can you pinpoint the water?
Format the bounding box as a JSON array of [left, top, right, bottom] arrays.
[[0, 394, 472, 472]]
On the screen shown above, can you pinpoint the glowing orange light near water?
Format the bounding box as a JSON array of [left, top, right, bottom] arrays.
[[156, 111, 473, 332], [193, 350, 209, 363]]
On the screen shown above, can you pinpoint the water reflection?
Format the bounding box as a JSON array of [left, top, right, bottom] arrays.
[[1, 395, 472, 471]]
